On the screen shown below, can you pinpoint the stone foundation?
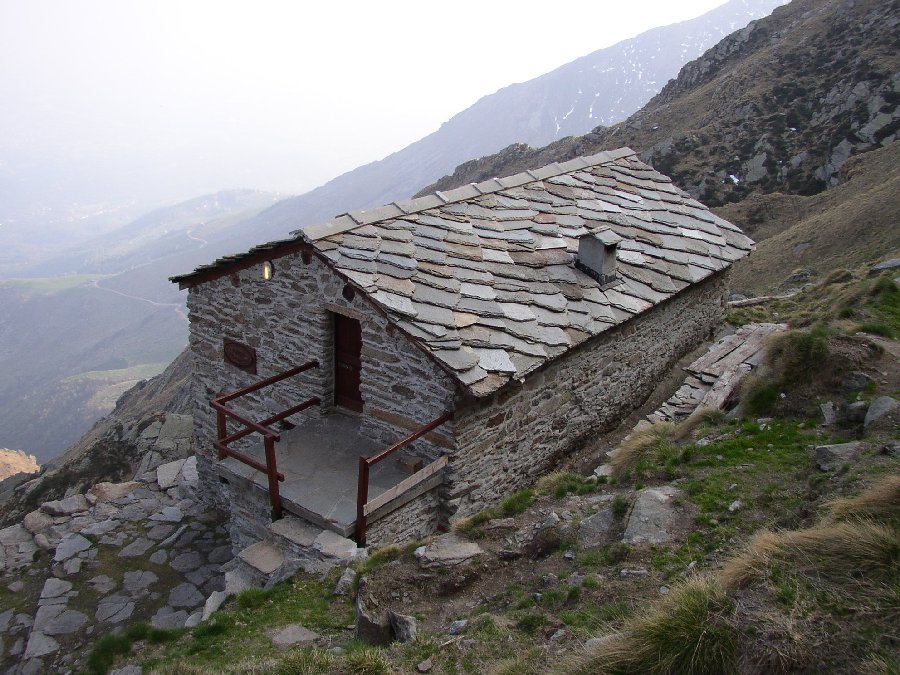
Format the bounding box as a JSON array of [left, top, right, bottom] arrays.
[[445, 270, 730, 520]]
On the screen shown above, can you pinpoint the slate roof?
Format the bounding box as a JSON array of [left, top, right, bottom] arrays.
[[172, 147, 753, 397]]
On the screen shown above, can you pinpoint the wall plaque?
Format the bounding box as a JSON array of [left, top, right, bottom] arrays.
[[223, 338, 257, 374]]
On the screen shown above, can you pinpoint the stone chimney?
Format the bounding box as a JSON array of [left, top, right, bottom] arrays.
[[575, 229, 623, 288]]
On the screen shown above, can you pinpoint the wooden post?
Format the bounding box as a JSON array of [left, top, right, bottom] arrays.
[[216, 409, 227, 460], [356, 457, 370, 546], [264, 435, 282, 520]]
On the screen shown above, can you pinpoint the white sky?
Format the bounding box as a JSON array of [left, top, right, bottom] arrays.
[[0, 0, 729, 204]]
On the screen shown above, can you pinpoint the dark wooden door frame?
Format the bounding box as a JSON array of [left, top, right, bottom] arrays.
[[333, 313, 364, 412]]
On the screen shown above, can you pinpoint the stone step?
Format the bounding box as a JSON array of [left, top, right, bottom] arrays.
[[266, 516, 359, 576], [238, 541, 284, 576]]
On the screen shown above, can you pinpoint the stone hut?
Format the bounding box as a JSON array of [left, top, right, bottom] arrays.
[[171, 147, 753, 550]]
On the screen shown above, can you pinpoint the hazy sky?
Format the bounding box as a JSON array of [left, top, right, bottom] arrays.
[[1, 0, 729, 207]]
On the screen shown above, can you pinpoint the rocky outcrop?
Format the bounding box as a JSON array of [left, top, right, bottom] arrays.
[[0, 457, 234, 674]]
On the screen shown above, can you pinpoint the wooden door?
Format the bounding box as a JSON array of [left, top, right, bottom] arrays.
[[334, 314, 364, 411]]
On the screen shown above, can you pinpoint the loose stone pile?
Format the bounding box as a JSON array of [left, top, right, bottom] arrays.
[[0, 457, 233, 674]]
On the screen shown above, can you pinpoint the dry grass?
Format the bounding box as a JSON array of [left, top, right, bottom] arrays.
[[566, 473, 900, 673], [827, 474, 900, 525], [609, 422, 675, 476], [723, 520, 899, 590], [561, 575, 737, 675]]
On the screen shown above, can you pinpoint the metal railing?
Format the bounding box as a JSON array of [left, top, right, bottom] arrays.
[[211, 360, 320, 519], [355, 410, 452, 545]]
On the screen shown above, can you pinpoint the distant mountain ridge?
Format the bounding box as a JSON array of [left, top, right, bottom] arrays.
[[249, 0, 785, 239], [423, 0, 899, 207]]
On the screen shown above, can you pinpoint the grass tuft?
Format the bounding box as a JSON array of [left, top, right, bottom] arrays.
[[563, 575, 737, 675], [828, 474, 900, 526]]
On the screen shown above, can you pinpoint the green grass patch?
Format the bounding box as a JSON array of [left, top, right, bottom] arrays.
[[141, 575, 355, 671], [501, 490, 535, 516]]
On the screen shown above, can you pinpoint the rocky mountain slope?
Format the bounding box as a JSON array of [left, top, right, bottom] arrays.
[[0, 350, 193, 528], [423, 0, 899, 208]]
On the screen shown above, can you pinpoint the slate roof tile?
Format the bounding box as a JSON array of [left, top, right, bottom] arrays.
[[173, 148, 753, 397]]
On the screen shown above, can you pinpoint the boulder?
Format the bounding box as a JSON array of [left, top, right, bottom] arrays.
[[577, 508, 616, 549], [863, 396, 900, 433], [355, 578, 392, 646], [815, 442, 862, 471], [622, 486, 686, 545], [41, 494, 89, 517], [22, 510, 54, 535], [514, 512, 563, 558], [389, 611, 417, 643], [89, 481, 141, 503]]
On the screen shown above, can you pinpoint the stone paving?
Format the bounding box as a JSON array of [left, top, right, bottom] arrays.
[[0, 457, 234, 674]]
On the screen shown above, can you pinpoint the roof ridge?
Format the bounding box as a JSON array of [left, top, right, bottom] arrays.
[[297, 147, 636, 242]]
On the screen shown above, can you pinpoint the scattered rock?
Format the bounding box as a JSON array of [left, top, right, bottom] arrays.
[[202, 590, 227, 620], [43, 610, 88, 636], [449, 619, 468, 635], [417, 534, 484, 569], [815, 442, 862, 471], [515, 512, 562, 558], [622, 486, 686, 545], [270, 623, 319, 648], [168, 582, 205, 608], [119, 537, 154, 558], [149, 550, 168, 565], [95, 595, 135, 623], [39, 578, 72, 600], [355, 579, 392, 646], [150, 506, 184, 523], [728, 500, 743, 512], [88, 575, 117, 595], [820, 401, 837, 425], [389, 611, 417, 643], [22, 510, 54, 534], [869, 258, 900, 275], [89, 481, 141, 503], [577, 508, 616, 549], [170, 551, 204, 573], [122, 570, 159, 594], [207, 545, 233, 565], [54, 533, 92, 562], [620, 567, 648, 578], [81, 519, 120, 537], [863, 396, 900, 432], [156, 460, 187, 490], [24, 631, 59, 659], [151, 606, 188, 630], [333, 567, 356, 596], [846, 400, 868, 423], [41, 494, 89, 517], [417, 657, 434, 673], [842, 371, 874, 391]]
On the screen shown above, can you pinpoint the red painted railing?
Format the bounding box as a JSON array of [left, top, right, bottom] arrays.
[[355, 411, 452, 545], [211, 360, 320, 519]]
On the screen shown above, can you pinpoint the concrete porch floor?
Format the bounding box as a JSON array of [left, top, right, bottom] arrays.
[[217, 410, 410, 536]]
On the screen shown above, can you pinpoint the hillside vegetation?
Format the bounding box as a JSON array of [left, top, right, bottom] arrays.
[[89, 267, 899, 674]]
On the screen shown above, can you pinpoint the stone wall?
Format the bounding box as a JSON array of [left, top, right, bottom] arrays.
[[365, 485, 443, 549], [185, 251, 457, 519], [445, 271, 730, 520]]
